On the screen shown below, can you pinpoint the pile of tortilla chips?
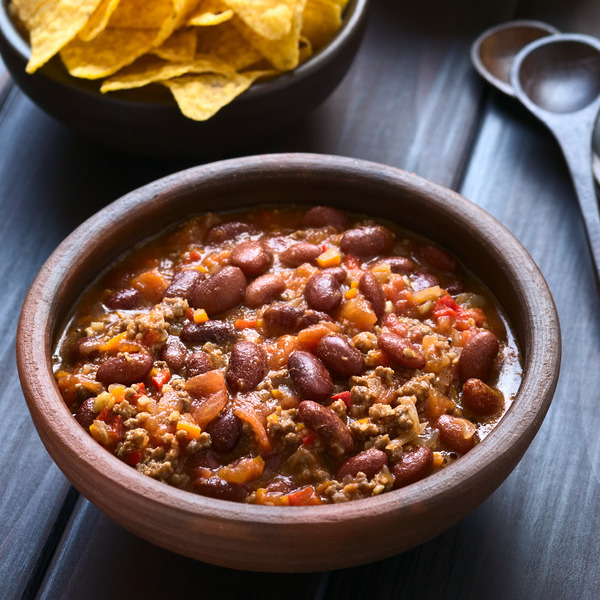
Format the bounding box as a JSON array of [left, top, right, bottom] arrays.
[[9, 0, 349, 121]]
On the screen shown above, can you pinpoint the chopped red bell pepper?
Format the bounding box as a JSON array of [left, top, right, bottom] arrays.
[[331, 391, 352, 408], [152, 368, 171, 389], [287, 486, 322, 506]]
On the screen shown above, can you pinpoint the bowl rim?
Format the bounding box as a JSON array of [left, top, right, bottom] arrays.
[[0, 0, 369, 106], [16, 153, 561, 565]]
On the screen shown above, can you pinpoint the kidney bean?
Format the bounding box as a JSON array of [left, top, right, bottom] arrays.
[[322, 266, 347, 284], [164, 269, 204, 300], [204, 221, 256, 244], [194, 476, 250, 502], [244, 273, 285, 308], [279, 242, 321, 267], [230, 240, 272, 277], [187, 449, 221, 471], [391, 446, 433, 488], [437, 414, 477, 454], [359, 272, 386, 318], [71, 336, 101, 360], [316, 334, 365, 377], [288, 351, 333, 402], [104, 288, 142, 310], [181, 321, 237, 345], [160, 336, 188, 371], [462, 378, 502, 415], [375, 256, 415, 274], [206, 411, 242, 453], [96, 352, 153, 385], [459, 330, 499, 382], [298, 400, 354, 456], [377, 332, 426, 370], [336, 448, 388, 480], [299, 310, 334, 328], [410, 271, 439, 291], [189, 266, 246, 315], [445, 280, 465, 295], [340, 226, 394, 257], [226, 341, 267, 392], [263, 303, 303, 334], [415, 244, 457, 273], [304, 272, 342, 312], [75, 397, 96, 430], [186, 351, 214, 377], [300, 206, 349, 231]]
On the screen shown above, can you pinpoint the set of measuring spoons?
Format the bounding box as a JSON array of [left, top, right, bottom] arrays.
[[471, 21, 600, 284]]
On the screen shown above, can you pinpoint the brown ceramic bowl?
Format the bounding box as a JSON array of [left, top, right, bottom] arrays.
[[0, 0, 368, 157], [16, 153, 560, 572]]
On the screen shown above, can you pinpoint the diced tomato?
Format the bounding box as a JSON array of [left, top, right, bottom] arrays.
[[152, 368, 171, 390], [97, 407, 123, 441], [344, 254, 361, 270], [125, 451, 142, 466], [331, 391, 352, 408], [287, 486, 322, 506]]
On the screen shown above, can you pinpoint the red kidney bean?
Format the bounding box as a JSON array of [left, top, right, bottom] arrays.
[[298, 400, 354, 456], [160, 336, 188, 371], [279, 242, 321, 267], [375, 256, 415, 274], [181, 321, 237, 345], [300, 206, 349, 231], [304, 272, 342, 312], [410, 271, 439, 291], [391, 446, 433, 488], [262, 303, 303, 334], [244, 273, 285, 308], [377, 332, 426, 370], [104, 288, 142, 310], [226, 341, 267, 392], [299, 309, 334, 328], [359, 272, 386, 318], [321, 266, 347, 284], [96, 352, 153, 385], [437, 414, 477, 454], [415, 244, 457, 273], [459, 330, 499, 382], [462, 378, 502, 415], [445, 280, 465, 295], [204, 221, 256, 244], [187, 449, 221, 471], [340, 226, 394, 257], [336, 448, 388, 480], [230, 240, 272, 277], [164, 269, 204, 300], [288, 351, 333, 402], [71, 336, 101, 360], [194, 476, 250, 502], [189, 266, 246, 315], [186, 351, 214, 377], [316, 334, 365, 377], [75, 398, 96, 430], [206, 411, 242, 453]]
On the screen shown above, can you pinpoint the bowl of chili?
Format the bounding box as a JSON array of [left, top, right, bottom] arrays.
[[16, 153, 560, 571]]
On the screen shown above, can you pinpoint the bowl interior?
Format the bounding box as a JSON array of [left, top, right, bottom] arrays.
[[17, 154, 560, 571]]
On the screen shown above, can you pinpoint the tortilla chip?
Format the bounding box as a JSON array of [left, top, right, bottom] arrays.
[[187, 0, 233, 26], [12, 0, 105, 73], [162, 70, 266, 120], [60, 28, 158, 79], [195, 21, 262, 71], [78, 0, 122, 42], [101, 53, 234, 92], [108, 0, 174, 29], [222, 0, 295, 41], [151, 27, 197, 61], [301, 0, 341, 51], [231, 0, 306, 71]]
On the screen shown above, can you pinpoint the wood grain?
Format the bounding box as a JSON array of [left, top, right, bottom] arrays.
[[2, 0, 600, 597]]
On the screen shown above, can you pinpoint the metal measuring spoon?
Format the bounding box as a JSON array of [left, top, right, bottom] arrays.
[[511, 34, 600, 283], [471, 21, 600, 183]]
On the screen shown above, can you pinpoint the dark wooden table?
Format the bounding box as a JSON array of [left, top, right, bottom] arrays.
[[2, 1, 600, 598]]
